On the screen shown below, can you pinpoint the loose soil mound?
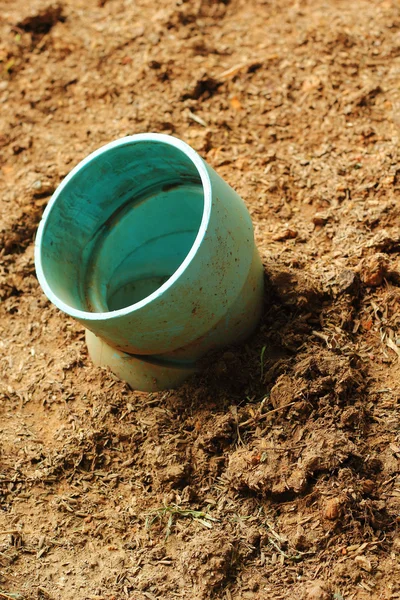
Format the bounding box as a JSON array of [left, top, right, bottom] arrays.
[[0, 0, 399, 598]]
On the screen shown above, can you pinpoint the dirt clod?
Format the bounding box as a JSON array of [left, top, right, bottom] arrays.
[[359, 253, 389, 287], [269, 374, 298, 408], [302, 580, 330, 600], [272, 228, 298, 241], [17, 3, 64, 35], [312, 212, 329, 227], [336, 270, 360, 296], [180, 532, 236, 599], [354, 555, 372, 573]]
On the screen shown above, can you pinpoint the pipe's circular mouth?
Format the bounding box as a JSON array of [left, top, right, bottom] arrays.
[[35, 134, 212, 321]]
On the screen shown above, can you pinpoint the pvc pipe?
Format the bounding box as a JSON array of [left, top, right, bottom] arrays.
[[35, 134, 263, 391]]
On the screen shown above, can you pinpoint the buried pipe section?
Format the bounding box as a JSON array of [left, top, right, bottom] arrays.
[[35, 134, 264, 391]]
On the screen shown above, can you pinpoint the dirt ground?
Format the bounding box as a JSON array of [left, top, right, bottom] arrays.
[[1, 0, 400, 598]]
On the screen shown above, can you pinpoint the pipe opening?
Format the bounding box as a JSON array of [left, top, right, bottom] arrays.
[[106, 275, 171, 312], [84, 180, 204, 312], [38, 139, 205, 315]]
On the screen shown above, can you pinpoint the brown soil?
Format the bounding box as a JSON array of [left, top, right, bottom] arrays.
[[1, 0, 400, 598]]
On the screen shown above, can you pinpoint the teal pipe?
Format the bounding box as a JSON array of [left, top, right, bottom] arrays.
[[35, 134, 263, 391]]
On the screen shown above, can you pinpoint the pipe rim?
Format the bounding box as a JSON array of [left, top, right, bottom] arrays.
[[34, 133, 212, 321]]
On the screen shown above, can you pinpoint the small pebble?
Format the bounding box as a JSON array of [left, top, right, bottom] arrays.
[[324, 497, 342, 520], [32, 180, 42, 190], [31, 179, 54, 197]]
